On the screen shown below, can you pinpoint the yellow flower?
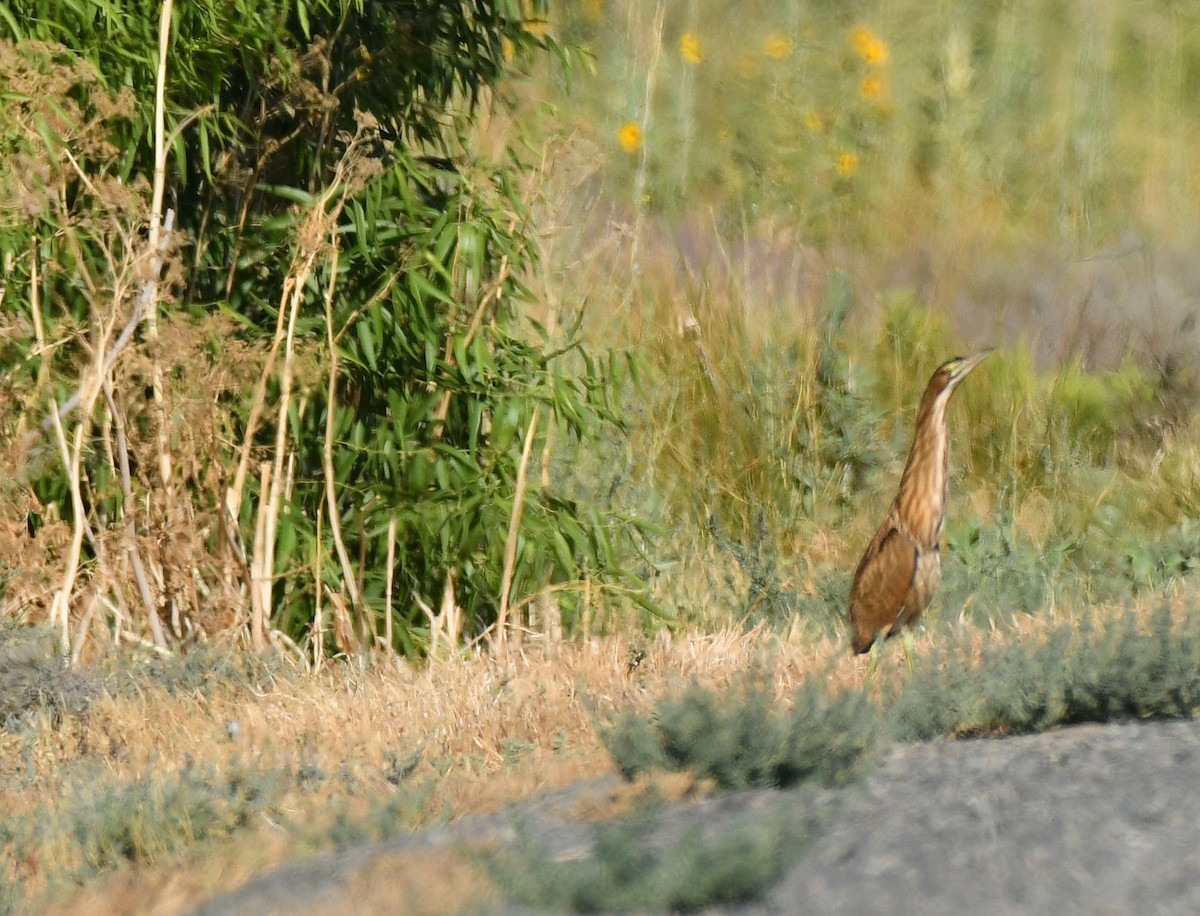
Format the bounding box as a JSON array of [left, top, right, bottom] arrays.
[[764, 34, 793, 59], [836, 152, 859, 177], [804, 111, 825, 133], [618, 122, 643, 153], [859, 72, 886, 101], [850, 25, 888, 65], [680, 31, 703, 64], [583, 0, 602, 23]]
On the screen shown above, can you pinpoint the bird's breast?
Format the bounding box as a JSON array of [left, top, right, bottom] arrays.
[[899, 544, 941, 626]]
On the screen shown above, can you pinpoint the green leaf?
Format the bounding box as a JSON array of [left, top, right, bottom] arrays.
[[409, 269, 456, 308], [357, 319, 377, 372], [550, 528, 576, 576], [276, 512, 298, 570], [296, 0, 310, 39]]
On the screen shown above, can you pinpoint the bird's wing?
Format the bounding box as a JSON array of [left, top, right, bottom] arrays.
[[848, 524, 918, 647]]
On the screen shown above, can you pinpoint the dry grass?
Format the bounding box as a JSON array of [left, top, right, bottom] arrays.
[[0, 613, 1134, 909], [12, 589, 1196, 914], [12, 627, 843, 913], [53, 843, 501, 916]]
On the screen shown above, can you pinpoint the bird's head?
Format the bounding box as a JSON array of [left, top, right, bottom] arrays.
[[931, 348, 993, 395]]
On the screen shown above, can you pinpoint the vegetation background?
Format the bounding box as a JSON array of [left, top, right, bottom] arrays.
[[3, 0, 1200, 911]]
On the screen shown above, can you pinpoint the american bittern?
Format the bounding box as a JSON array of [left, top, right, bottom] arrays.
[[848, 348, 993, 670]]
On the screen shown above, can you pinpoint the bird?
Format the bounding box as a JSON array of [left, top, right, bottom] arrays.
[[847, 348, 993, 673]]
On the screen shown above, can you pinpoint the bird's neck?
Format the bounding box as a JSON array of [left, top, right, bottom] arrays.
[[895, 385, 952, 547]]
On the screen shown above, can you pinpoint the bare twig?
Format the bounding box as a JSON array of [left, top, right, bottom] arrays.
[[229, 242, 321, 636], [30, 210, 175, 447], [227, 289, 289, 517], [224, 135, 368, 652], [269, 627, 310, 671], [227, 170, 353, 521], [441, 572, 461, 648], [35, 239, 116, 655], [28, 243, 49, 395], [328, 589, 359, 657], [149, 0, 172, 241], [105, 380, 167, 648], [48, 397, 91, 657]]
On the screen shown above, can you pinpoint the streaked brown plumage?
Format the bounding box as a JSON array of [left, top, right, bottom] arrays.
[[848, 349, 992, 657]]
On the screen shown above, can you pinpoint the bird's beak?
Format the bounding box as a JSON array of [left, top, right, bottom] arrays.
[[955, 347, 994, 379]]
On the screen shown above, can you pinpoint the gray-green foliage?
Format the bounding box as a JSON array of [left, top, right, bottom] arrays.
[[603, 673, 879, 790], [0, 761, 286, 898], [487, 794, 818, 913], [708, 511, 799, 628], [0, 1, 648, 653], [939, 506, 1068, 624], [669, 270, 888, 631], [890, 605, 1200, 741], [0, 623, 98, 729], [607, 607, 1200, 798], [799, 271, 890, 502], [576, 608, 1200, 912], [108, 641, 282, 698], [606, 605, 1200, 791]]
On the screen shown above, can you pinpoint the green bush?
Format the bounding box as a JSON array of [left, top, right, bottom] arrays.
[[0, 1, 650, 656]]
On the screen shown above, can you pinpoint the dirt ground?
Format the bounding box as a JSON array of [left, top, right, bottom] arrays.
[[190, 716, 1200, 915]]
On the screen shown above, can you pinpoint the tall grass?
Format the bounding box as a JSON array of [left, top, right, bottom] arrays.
[[516, 0, 1200, 635]]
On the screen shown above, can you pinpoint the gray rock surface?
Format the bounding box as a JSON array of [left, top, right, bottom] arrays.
[[752, 718, 1200, 915], [194, 718, 1200, 915]]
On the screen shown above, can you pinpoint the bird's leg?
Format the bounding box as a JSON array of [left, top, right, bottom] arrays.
[[901, 627, 916, 673], [864, 638, 884, 687]]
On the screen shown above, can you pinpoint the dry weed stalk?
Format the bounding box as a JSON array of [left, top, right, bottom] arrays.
[[250, 461, 272, 652], [328, 589, 361, 657], [12, 27, 184, 657], [33, 189, 176, 656], [493, 406, 541, 650], [35, 1, 186, 656], [384, 516, 397, 657], [416, 572, 462, 662], [230, 128, 375, 653], [103, 379, 164, 648], [144, 0, 176, 511], [320, 237, 362, 628], [45, 314, 104, 653], [629, 3, 665, 269], [311, 505, 326, 671], [256, 264, 303, 650]]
